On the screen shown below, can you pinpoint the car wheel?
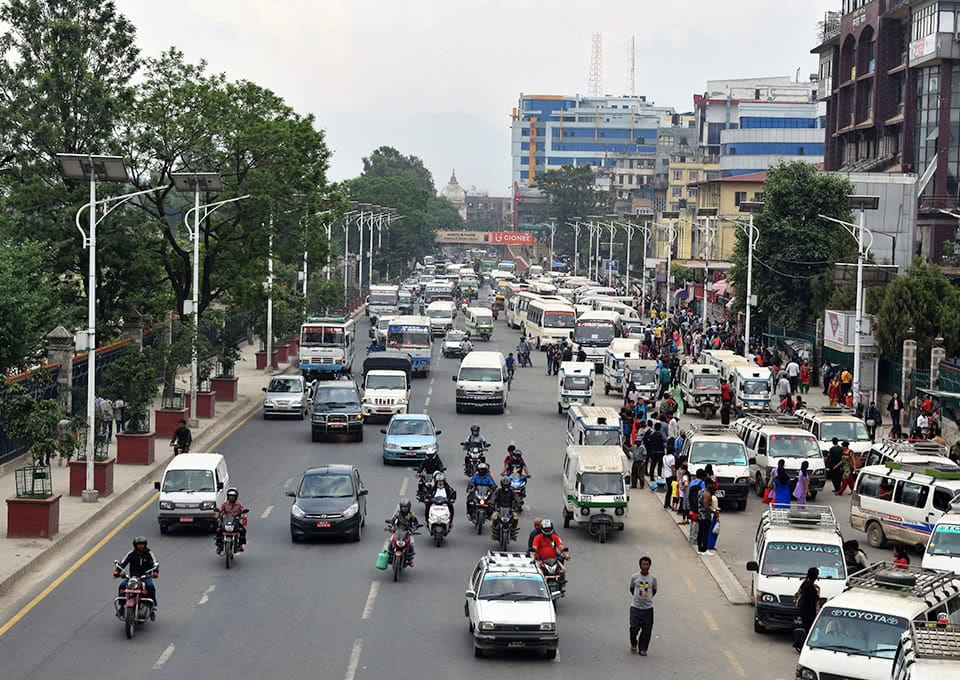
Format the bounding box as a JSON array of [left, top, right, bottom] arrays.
[[737, 499, 747, 511], [474, 645, 484, 658], [754, 473, 765, 497], [543, 649, 557, 660], [866, 521, 887, 548], [159, 523, 169, 535], [311, 430, 320, 443], [352, 519, 363, 542], [754, 618, 766, 634], [298, 410, 305, 421], [291, 532, 301, 544], [562, 508, 571, 528], [355, 430, 364, 443], [263, 413, 270, 420]]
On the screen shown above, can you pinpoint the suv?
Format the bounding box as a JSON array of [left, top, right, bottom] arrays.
[[310, 381, 364, 442], [464, 551, 559, 659], [679, 425, 750, 510]]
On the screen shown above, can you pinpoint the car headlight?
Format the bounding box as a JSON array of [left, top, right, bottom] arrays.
[[159, 501, 174, 510], [291, 504, 306, 519], [812, 469, 825, 477], [796, 666, 816, 680], [423, 444, 438, 454], [735, 477, 749, 484], [539, 622, 556, 631], [342, 502, 359, 519], [756, 591, 777, 604], [264, 399, 275, 407], [479, 621, 495, 631], [291, 398, 303, 407], [352, 414, 363, 421], [200, 501, 216, 510]]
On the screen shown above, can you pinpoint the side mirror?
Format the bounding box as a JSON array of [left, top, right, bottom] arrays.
[[380, 429, 387, 434], [435, 430, 442, 436], [286, 490, 296, 498], [261, 387, 267, 392], [358, 488, 369, 497], [465, 589, 476, 600], [792, 627, 807, 649], [749, 457, 757, 465], [242, 508, 250, 514], [154, 481, 160, 491], [451, 375, 457, 382], [746, 561, 759, 572], [217, 482, 224, 491]]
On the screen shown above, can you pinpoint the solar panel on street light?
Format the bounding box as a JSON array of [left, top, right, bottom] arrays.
[[57, 153, 128, 182], [170, 172, 223, 193]]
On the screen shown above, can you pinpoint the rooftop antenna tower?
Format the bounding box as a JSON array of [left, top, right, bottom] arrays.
[[588, 32, 603, 97], [630, 36, 636, 96]]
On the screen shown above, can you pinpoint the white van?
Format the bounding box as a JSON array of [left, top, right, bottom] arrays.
[[729, 364, 773, 412], [795, 406, 873, 457], [557, 361, 594, 414], [699, 349, 737, 371], [561, 445, 630, 543], [623, 358, 660, 404], [679, 363, 722, 420], [155, 453, 230, 533], [922, 506, 960, 573], [426, 300, 456, 336], [602, 338, 642, 395], [590, 298, 640, 322], [892, 622, 960, 679], [746, 505, 847, 634], [862, 439, 955, 470], [524, 299, 576, 348], [679, 425, 751, 510], [735, 414, 827, 497], [565, 405, 622, 447], [796, 563, 960, 680], [851, 462, 960, 550], [453, 351, 508, 414], [463, 306, 494, 340]]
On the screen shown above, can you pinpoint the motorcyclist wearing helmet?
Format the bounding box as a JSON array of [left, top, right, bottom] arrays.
[[490, 476, 522, 539], [114, 536, 159, 614], [466, 462, 496, 517], [424, 473, 457, 528], [530, 519, 570, 578], [416, 450, 446, 477], [387, 498, 420, 566], [462, 424, 489, 450], [215, 488, 247, 554], [502, 444, 530, 477]]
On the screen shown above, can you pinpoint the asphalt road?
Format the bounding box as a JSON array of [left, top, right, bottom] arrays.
[[0, 303, 802, 680]]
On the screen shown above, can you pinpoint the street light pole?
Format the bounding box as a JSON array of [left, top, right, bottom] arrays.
[[695, 208, 719, 335], [267, 225, 274, 369], [737, 201, 764, 355], [606, 222, 616, 287], [659, 211, 680, 323], [617, 222, 636, 291], [567, 219, 582, 275], [636, 223, 651, 317], [547, 219, 557, 271]]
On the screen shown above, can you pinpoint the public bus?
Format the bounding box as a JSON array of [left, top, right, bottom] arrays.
[[573, 310, 622, 370], [299, 316, 356, 378], [524, 300, 577, 348], [366, 284, 399, 319], [386, 315, 432, 376]]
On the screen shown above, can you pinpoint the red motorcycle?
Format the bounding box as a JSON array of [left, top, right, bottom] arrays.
[[384, 522, 420, 582], [113, 560, 158, 639], [218, 509, 249, 569]]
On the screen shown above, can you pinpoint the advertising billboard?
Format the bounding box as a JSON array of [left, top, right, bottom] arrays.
[[490, 231, 534, 245]]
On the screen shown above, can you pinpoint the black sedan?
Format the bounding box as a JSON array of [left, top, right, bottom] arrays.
[[288, 465, 368, 543]]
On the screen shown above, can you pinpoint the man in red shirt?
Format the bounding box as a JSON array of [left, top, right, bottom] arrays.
[[530, 519, 570, 578]]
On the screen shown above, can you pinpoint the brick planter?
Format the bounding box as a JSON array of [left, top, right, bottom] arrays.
[[211, 376, 239, 402], [275, 343, 289, 364], [195, 391, 216, 418], [255, 350, 279, 370], [155, 407, 188, 438], [6, 494, 61, 539], [68, 458, 115, 497], [116, 432, 156, 465]]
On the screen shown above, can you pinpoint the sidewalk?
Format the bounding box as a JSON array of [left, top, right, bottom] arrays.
[[0, 340, 293, 596]]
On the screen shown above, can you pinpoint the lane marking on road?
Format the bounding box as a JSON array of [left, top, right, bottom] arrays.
[[424, 396, 431, 408], [554, 647, 560, 663], [197, 584, 216, 606], [344, 638, 363, 680], [153, 643, 175, 670], [427, 386, 433, 396], [399, 477, 409, 498], [430, 377, 435, 386], [505, 409, 511, 416], [0, 404, 258, 640], [683, 575, 696, 593], [723, 650, 747, 678], [507, 423, 513, 430], [702, 610, 720, 631], [261, 505, 274, 519], [361, 582, 379, 619], [283, 478, 294, 490]]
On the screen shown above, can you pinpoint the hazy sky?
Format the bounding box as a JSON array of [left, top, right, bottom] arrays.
[[117, 0, 838, 195]]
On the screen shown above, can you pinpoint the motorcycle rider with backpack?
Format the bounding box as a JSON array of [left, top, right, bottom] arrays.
[[424, 473, 457, 528], [490, 476, 522, 540], [387, 498, 420, 567]]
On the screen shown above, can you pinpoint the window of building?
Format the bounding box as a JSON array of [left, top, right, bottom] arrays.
[[941, 9, 955, 34], [687, 188, 697, 198], [672, 170, 683, 181], [734, 191, 747, 207], [672, 188, 683, 197], [913, 2, 938, 42], [753, 192, 765, 202], [689, 170, 700, 182]]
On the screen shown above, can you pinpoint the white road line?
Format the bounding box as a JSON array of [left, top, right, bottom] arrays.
[[723, 650, 747, 678], [283, 478, 294, 489], [505, 409, 511, 416], [344, 638, 363, 680], [424, 396, 431, 408], [399, 477, 409, 498], [153, 643, 175, 670], [261, 505, 273, 519], [197, 584, 216, 606], [553, 647, 560, 663], [430, 377, 435, 385], [507, 423, 513, 430], [427, 386, 433, 396], [361, 582, 379, 619]]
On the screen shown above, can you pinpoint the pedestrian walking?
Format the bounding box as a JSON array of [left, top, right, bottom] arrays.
[[799, 360, 811, 394], [706, 482, 721, 551], [863, 401, 881, 442], [697, 482, 714, 554], [776, 374, 791, 405], [792, 460, 810, 508], [644, 423, 665, 480], [770, 459, 792, 508], [625, 382, 640, 407], [827, 437, 844, 493], [56, 416, 75, 465], [98, 396, 114, 443], [662, 449, 676, 510], [113, 398, 126, 434], [785, 358, 800, 394], [628, 556, 658, 656], [840, 367, 853, 399], [837, 441, 858, 496], [827, 376, 842, 407], [794, 567, 821, 652]]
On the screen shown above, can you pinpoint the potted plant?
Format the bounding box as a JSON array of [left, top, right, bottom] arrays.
[[153, 322, 193, 437], [102, 345, 160, 465], [193, 359, 217, 418], [66, 412, 116, 497], [211, 313, 244, 402]]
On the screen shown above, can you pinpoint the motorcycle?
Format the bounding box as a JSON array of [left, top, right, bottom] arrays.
[[508, 471, 528, 506], [427, 496, 451, 546], [493, 505, 518, 551], [218, 509, 249, 569], [469, 485, 494, 534], [384, 522, 420, 582], [171, 441, 190, 455], [113, 561, 157, 639], [462, 442, 489, 477], [537, 557, 567, 602], [415, 470, 443, 504]]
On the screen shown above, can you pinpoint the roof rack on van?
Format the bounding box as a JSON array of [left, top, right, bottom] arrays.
[[486, 551, 535, 567], [847, 562, 960, 601], [766, 505, 838, 529], [816, 406, 855, 415], [690, 424, 735, 434], [884, 461, 960, 480], [909, 622, 960, 659], [742, 414, 803, 427], [874, 439, 948, 456]]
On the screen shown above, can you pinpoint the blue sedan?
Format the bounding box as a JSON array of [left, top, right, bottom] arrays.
[[381, 414, 442, 465]]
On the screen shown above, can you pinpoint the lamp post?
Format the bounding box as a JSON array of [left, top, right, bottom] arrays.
[[696, 207, 719, 335], [633, 222, 651, 317], [737, 201, 764, 354], [819, 195, 880, 407], [616, 221, 637, 291], [547, 219, 557, 271], [341, 209, 359, 306], [659, 210, 681, 322], [299, 208, 333, 314], [585, 219, 598, 280], [566, 218, 582, 275], [604, 220, 617, 287], [58, 154, 164, 502]]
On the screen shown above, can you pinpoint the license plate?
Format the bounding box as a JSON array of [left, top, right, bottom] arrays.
[[377, 408, 391, 413], [329, 423, 345, 429], [715, 490, 725, 498], [179, 517, 194, 523], [316, 521, 331, 528], [405, 451, 417, 457], [507, 642, 525, 648]]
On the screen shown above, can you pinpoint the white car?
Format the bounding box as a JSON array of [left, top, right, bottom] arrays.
[[442, 330, 467, 358], [465, 551, 558, 659]]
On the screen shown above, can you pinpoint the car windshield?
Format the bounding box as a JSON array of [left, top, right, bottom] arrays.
[[630, 369, 657, 385], [370, 293, 397, 305], [761, 542, 846, 578], [388, 328, 430, 347], [162, 469, 215, 493], [299, 474, 354, 498], [563, 375, 591, 391], [445, 332, 465, 342], [689, 441, 747, 465], [314, 388, 359, 407], [820, 421, 871, 442], [377, 318, 394, 331], [742, 379, 769, 395], [581, 472, 624, 496], [927, 525, 960, 556], [302, 326, 345, 347], [583, 429, 621, 446], [694, 376, 721, 390], [267, 378, 302, 393], [388, 419, 434, 436], [426, 308, 451, 318], [478, 574, 549, 601], [366, 375, 406, 390], [575, 321, 615, 343], [459, 368, 502, 382], [770, 435, 822, 458], [806, 607, 907, 659], [544, 312, 575, 329]]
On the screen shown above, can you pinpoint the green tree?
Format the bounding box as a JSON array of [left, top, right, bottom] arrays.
[[874, 259, 960, 359], [535, 164, 608, 259], [730, 162, 855, 330], [362, 146, 435, 193], [0, 368, 63, 474]]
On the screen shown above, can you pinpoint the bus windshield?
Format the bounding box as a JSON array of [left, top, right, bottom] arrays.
[[575, 321, 616, 344], [302, 326, 345, 347], [820, 421, 871, 442], [544, 312, 575, 329], [761, 542, 845, 579], [742, 379, 769, 395], [369, 293, 398, 305], [927, 525, 960, 556], [388, 327, 430, 348]]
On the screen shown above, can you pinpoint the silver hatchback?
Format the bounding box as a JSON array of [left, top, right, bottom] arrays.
[[262, 375, 310, 419]]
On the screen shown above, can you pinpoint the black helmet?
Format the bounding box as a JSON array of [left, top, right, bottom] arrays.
[[399, 498, 411, 513], [500, 476, 510, 490], [226, 487, 238, 499], [471, 424, 480, 436], [541, 519, 555, 535], [510, 448, 522, 459], [132, 536, 148, 548], [477, 462, 490, 474]]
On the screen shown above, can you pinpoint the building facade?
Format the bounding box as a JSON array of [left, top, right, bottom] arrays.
[[464, 192, 512, 230], [439, 170, 467, 221]]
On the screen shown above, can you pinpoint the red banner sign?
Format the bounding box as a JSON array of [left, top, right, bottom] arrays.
[[490, 231, 534, 245]]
